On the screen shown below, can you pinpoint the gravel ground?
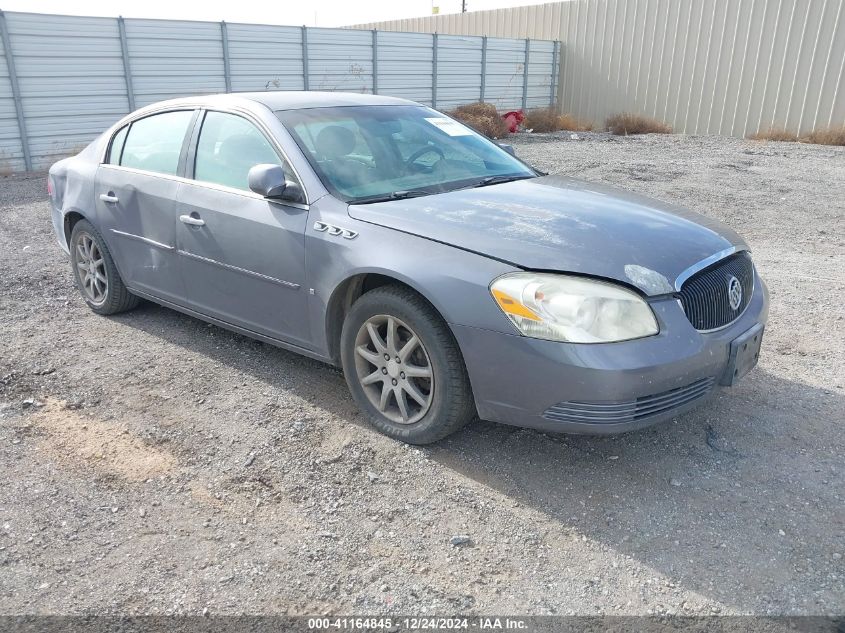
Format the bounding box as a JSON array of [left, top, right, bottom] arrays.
[[0, 132, 843, 617]]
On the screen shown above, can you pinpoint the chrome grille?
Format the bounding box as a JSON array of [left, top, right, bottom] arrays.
[[542, 377, 715, 425], [679, 251, 754, 331]]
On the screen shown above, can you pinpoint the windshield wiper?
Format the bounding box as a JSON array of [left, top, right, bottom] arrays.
[[351, 190, 432, 205], [351, 175, 536, 204], [468, 174, 536, 189]]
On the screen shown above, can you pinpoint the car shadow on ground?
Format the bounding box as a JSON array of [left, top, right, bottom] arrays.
[[434, 375, 843, 611], [113, 302, 844, 613]]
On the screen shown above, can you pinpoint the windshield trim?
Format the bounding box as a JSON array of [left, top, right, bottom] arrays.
[[275, 105, 537, 204]]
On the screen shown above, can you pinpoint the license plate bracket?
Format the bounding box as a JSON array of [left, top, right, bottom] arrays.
[[721, 323, 764, 386]]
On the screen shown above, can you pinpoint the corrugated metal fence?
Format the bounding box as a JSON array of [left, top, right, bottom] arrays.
[[0, 11, 559, 172], [351, 0, 845, 139]]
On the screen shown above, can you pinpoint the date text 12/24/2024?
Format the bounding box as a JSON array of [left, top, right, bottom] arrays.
[[307, 617, 529, 630]]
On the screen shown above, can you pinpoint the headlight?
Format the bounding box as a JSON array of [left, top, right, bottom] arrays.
[[490, 273, 659, 343]]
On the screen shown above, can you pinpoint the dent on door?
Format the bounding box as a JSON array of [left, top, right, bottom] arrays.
[[94, 166, 185, 301]]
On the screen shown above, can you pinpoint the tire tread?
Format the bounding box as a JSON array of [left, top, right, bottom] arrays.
[[70, 219, 139, 315], [341, 284, 475, 444]]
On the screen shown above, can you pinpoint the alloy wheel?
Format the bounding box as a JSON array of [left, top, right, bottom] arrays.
[[353, 314, 434, 424], [73, 232, 108, 305]]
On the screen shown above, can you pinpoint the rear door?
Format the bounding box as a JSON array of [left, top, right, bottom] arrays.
[[174, 110, 311, 347], [94, 109, 197, 303]]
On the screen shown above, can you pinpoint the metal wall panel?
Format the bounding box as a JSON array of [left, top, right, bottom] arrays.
[[125, 19, 226, 108], [376, 31, 435, 105], [0, 10, 559, 173], [226, 24, 304, 92], [484, 37, 528, 110], [349, 2, 569, 39], [351, 0, 845, 137], [307, 27, 374, 94], [435, 34, 483, 109], [526, 40, 557, 109], [0, 20, 25, 174], [4, 12, 127, 170]]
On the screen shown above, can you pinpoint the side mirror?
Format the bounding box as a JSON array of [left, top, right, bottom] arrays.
[[497, 143, 517, 157], [248, 164, 291, 199]]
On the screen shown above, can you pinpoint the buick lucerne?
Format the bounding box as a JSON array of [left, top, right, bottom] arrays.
[[48, 92, 768, 444]]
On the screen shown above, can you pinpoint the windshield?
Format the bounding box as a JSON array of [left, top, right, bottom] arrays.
[[276, 105, 536, 203]]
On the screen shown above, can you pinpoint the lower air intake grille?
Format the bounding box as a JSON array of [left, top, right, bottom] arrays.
[[542, 377, 716, 425]]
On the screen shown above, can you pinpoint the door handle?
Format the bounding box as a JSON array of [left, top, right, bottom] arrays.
[[179, 214, 205, 227], [99, 193, 119, 203]]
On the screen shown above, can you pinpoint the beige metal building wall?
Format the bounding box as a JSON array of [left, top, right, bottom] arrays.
[[350, 2, 570, 40], [349, 0, 845, 137]]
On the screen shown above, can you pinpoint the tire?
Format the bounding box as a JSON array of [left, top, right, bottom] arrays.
[[340, 285, 475, 444], [69, 219, 139, 315]]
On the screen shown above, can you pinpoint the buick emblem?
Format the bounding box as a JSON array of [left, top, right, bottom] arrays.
[[727, 275, 742, 310]]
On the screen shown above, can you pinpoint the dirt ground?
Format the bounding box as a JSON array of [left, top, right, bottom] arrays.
[[0, 132, 843, 617]]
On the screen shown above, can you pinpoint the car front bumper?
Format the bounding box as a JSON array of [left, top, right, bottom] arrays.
[[452, 270, 769, 434]]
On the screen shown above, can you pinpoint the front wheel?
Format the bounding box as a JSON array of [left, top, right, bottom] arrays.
[[340, 285, 476, 444], [69, 219, 139, 315]]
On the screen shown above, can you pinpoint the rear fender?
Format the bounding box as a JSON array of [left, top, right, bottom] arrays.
[[48, 147, 103, 253]]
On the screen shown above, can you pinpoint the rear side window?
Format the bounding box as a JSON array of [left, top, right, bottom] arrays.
[[194, 111, 283, 191], [120, 110, 194, 176], [107, 125, 128, 164]]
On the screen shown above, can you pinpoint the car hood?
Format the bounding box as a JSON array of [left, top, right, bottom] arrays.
[[348, 174, 747, 296]]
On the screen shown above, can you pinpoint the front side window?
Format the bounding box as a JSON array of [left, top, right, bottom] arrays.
[[120, 110, 194, 176], [194, 111, 283, 191], [107, 125, 128, 165], [276, 105, 535, 203]]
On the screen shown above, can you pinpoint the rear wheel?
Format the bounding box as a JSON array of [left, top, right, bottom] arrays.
[[70, 219, 139, 315], [340, 285, 475, 444]]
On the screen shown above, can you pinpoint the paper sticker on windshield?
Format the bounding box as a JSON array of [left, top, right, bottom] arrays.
[[424, 117, 473, 136]]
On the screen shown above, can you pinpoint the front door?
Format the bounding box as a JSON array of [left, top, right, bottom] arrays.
[[175, 110, 311, 347]]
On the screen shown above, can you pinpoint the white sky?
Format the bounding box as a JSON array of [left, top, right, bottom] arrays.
[[0, 0, 548, 27]]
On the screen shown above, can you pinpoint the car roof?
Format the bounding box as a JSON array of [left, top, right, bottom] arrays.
[[139, 91, 417, 114], [246, 91, 416, 110]]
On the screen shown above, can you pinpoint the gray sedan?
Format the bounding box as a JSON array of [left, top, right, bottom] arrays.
[[48, 92, 768, 444]]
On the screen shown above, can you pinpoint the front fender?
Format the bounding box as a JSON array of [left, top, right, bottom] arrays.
[[305, 198, 520, 359]]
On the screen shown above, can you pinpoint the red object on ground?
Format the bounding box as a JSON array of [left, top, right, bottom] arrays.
[[503, 110, 525, 132]]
